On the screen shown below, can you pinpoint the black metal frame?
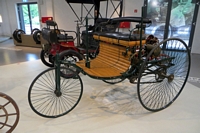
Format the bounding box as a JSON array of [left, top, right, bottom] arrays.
[[65, 0, 123, 24]]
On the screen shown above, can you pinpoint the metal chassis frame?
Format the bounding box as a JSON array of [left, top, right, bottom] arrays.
[[59, 6, 169, 81]]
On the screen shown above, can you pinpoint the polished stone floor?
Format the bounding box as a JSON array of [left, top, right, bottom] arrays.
[[0, 39, 200, 133], [0, 39, 41, 66]]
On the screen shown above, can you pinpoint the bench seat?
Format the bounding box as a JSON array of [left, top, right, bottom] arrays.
[[57, 35, 73, 42], [76, 42, 131, 78], [93, 32, 146, 47]]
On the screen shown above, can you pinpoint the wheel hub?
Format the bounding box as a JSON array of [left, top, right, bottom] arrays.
[[54, 90, 62, 97], [167, 74, 174, 82], [155, 69, 166, 81]]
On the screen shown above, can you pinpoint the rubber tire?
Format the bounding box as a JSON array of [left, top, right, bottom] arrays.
[[59, 50, 84, 74], [40, 50, 54, 67], [12, 29, 18, 40], [33, 30, 41, 44], [13, 29, 25, 43], [31, 28, 40, 35]]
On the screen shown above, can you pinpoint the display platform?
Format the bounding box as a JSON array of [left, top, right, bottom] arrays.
[[13, 34, 47, 48], [0, 60, 200, 133]]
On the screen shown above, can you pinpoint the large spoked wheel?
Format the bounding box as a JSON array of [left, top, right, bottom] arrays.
[[0, 93, 20, 132], [28, 67, 83, 118], [59, 50, 83, 74], [137, 38, 191, 112], [40, 50, 54, 67]]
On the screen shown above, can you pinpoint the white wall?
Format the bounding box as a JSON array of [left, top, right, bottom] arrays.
[[124, 0, 144, 17], [123, 0, 144, 31], [0, 0, 12, 36], [0, 0, 52, 36], [52, 0, 91, 37]]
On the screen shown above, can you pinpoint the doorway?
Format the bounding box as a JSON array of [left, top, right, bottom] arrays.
[[145, 0, 198, 49], [17, 2, 40, 34]]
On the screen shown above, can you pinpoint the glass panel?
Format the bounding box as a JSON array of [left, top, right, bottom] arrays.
[[145, 0, 169, 41], [169, 0, 195, 45], [29, 4, 40, 30], [22, 5, 31, 34]]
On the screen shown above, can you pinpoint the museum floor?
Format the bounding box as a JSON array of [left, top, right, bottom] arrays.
[[0, 38, 200, 133]]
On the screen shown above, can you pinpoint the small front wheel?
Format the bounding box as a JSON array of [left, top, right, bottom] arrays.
[[40, 50, 54, 67], [28, 67, 83, 118]]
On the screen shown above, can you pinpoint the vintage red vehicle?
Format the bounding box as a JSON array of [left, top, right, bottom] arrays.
[[39, 0, 124, 69]]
